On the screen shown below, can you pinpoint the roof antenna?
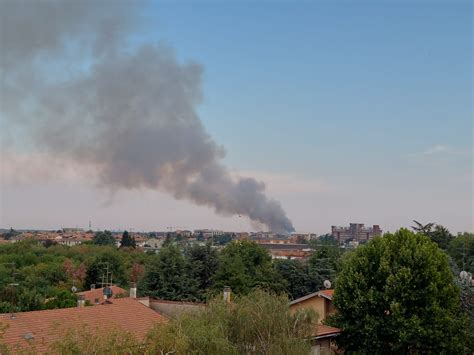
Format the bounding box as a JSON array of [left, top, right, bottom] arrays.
[[100, 263, 114, 303]]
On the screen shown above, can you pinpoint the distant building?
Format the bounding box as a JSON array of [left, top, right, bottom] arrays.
[[62, 227, 84, 233], [193, 229, 224, 238], [331, 223, 382, 244]]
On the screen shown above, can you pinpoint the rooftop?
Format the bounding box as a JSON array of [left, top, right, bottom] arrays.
[[290, 289, 335, 305], [0, 298, 167, 353], [77, 285, 128, 303]]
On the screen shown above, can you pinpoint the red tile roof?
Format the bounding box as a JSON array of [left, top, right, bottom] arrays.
[[77, 285, 128, 304], [319, 289, 335, 299], [0, 298, 166, 353], [289, 289, 335, 305], [315, 324, 341, 339]]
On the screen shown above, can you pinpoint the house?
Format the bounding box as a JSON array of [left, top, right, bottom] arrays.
[[270, 250, 312, 260], [149, 299, 206, 318], [0, 298, 167, 353], [290, 289, 341, 354], [76, 285, 128, 304]]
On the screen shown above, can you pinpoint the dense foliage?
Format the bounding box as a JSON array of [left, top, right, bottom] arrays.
[[0, 238, 338, 311], [46, 289, 317, 355], [328, 229, 469, 353], [0, 241, 150, 312]]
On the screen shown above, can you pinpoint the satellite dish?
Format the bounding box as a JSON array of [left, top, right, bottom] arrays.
[[103, 286, 113, 299], [323, 280, 332, 289], [460, 271, 472, 281], [71, 285, 77, 293]]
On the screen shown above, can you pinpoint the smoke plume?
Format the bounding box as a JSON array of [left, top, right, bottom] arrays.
[[0, 0, 294, 233]]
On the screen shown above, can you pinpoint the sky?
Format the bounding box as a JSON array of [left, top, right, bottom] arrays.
[[1, 0, 472, 234]]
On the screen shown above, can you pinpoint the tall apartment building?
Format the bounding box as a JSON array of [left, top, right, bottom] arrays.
[[331, 223, 382, 244]]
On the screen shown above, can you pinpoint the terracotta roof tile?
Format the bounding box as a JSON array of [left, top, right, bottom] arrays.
[[315, 324, 341, 338], [289, 289, 335, 305], [319, 289, 335, 299], [0, 298, 166, 353], [77, 286, 128, 303]]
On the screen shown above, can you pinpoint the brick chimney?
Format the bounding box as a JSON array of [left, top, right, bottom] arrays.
[[223, 286, 231, 303], [77, 294, 85, 308], [130, 282, 137, 299]]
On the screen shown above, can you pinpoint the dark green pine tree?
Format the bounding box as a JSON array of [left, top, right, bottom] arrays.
[[120, 230, 135, 248]]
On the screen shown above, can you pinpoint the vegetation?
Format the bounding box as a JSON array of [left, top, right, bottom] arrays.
[[0, 241, 150, 312], [92, 230, 116, 246], [45, 289, 317, 355], [328, 229, 468, 353], [148, 289, 316, 355], [449, 232, 474, 273], [412, 220, 454, 250], [1, 227, 472, 353], [120, 230, 136, 248]]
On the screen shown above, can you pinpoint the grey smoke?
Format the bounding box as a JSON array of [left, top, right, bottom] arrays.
[[0, 1, 295, 234]]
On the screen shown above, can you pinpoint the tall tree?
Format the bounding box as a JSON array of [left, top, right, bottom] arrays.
[[329, 229, 468, 353], [430, 224, 454, 250], [411, 220, 434, 234], [92, 230, 116, 246], [186, 243, 219, 299], [143, 245, 198, 301], [85, 251, 126, 288], [213, 241, 285, 295], [273, 259, 318, 300], [412, 221, 454, 250], [120, 231, 136, 248], [448, 233, 474, 273]]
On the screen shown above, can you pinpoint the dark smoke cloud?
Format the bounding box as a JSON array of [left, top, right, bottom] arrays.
[[0, 0, 295, 233]]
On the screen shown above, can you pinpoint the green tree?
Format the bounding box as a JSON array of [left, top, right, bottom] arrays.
[[120, 230, 136, 248], [44, 290, 77, 309], [92, 230, 116, 246], [328, 229, 468, 353], [2, 227, 20, 240], [146, 289, 317, 355], [411, 221, 453, 250], [273, 259, 319, 300], [84, 251, 126, 288], [143, 245, 198, 301], [213, 241, 285, 295], [186, 243, 219, 299], [448, 233, 474, 273], [430, 224, 454, 250]]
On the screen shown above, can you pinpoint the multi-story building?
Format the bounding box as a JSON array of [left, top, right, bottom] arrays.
[[193, 229, 225, 238], [331, 223, 382, 244]]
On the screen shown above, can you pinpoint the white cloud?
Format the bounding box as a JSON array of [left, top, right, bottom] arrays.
[[420, 145, 451, 156]]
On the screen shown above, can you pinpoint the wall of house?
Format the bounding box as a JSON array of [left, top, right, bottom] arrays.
[[310, 339, 334, 354], [324, 299, 335, 317], [149, 301, 204, 318], [290, 297, 326, 324]]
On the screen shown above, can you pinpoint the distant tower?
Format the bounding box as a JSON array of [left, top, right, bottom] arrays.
[[89, 220, 92, 230]]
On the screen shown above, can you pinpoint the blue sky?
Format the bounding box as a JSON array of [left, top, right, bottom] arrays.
[[1, 0, 472, 233], [141, 1, 472, 174]]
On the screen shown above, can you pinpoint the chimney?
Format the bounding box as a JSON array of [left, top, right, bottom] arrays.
[[130, 282, 137, 299], [77, 294, 85, 308], [90, 284, 96, 290], [223, 286, 231, 303]]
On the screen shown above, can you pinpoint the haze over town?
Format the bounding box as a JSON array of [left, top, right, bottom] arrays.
[[1, 1, 472, 234]]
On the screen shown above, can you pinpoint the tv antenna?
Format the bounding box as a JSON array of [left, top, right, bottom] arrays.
[[99, 263, 113, 300]]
